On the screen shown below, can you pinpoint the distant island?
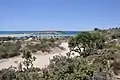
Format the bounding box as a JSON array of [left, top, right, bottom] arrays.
[[32, 30, 64, 35]]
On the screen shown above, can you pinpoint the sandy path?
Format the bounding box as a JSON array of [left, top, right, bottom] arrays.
[[0, 43, 69, 70]]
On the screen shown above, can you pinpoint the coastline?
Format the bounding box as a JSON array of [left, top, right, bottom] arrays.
[[0, 34, 30, 37], [0, 31, 79, 37]]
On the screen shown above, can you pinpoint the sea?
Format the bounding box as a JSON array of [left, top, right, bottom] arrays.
[[0, 31, 79, 37]]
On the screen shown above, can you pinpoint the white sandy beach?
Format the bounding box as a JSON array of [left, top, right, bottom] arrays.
[[0, 42, 69, 70], [0, 34, 30, 37]]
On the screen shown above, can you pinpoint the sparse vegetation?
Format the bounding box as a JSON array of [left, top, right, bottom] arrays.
[[0, 38, 65, 59], [0, 41, 21, 59], [25, 38, 65, 53], [1, 28, 120, 80]]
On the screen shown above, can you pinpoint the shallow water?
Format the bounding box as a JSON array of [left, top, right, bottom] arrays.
[[0, 31, 79, 37]]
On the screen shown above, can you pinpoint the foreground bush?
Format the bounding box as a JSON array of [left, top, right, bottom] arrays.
[[0, 42, 21, 59]]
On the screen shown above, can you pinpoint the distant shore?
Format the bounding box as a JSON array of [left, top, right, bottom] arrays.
[[0, 31, 79, 38]]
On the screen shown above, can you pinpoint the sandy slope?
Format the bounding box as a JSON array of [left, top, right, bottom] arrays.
[[0, 43, 69, 70]]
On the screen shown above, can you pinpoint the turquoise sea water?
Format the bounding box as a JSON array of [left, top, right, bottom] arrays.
[[0, 31, 79, 37]]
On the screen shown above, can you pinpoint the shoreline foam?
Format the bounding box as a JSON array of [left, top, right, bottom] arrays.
[[0, 34, 30, 37]]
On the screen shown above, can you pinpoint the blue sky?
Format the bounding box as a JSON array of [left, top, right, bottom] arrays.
[[0, 0, 120, 31]]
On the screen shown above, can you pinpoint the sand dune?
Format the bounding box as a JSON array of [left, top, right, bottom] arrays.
[[0, 42, 69, 70]]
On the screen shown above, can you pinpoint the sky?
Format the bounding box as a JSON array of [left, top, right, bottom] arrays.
[[0, 0, 120, 31]]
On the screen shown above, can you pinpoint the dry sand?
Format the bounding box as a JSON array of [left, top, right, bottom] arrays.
[[0, 42, 69, 70], [0, 34, 30, 37]]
